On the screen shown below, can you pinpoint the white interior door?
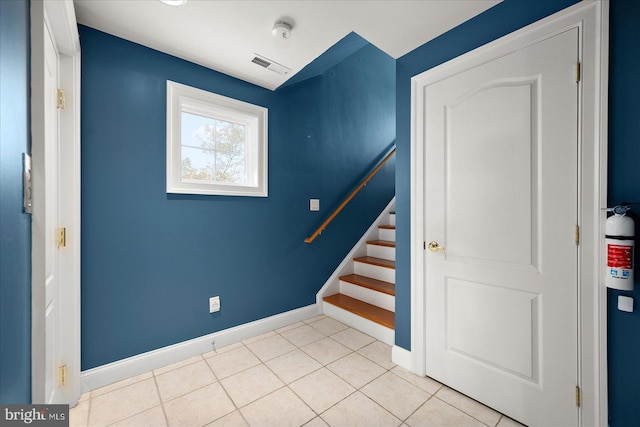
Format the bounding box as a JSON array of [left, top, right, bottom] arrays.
[[423, 28, 579, 426], [42, 22, 63, 404]]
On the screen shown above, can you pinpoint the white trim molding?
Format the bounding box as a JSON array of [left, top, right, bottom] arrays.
[[409, 2, 608, 426], [166, 80, 268, 197], [81, 304, 320, 393], [31, 0, 81, 406]]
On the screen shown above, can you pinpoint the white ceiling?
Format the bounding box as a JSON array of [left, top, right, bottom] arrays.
[[73, 0, 501, 91]]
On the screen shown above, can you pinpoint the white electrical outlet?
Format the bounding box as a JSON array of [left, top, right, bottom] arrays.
[[310, 199, 320, 211], [209, 296, 220, 313]]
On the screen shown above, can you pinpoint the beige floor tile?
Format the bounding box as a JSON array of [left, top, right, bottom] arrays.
[[276, 321, 306, 333], [88, 378, 160, 427], [240, 387, 315, 427], [220, 364, 284, 407], [303, 315, 327, 324], [202, 341, 243, 358], [289, 368, 355, 413], [69, 399, 89, 427], [242, 331, 277, 345], [300, 337, 352, 365], [330, 328, 376, 351], [109, 406, 167, 427], [390, 366, 442, 395], [320, 391, 402, 427], [163, 382, 235, 427], [246, 334, 296, 362], [280, 324, 326, 347], [497, 415, 526, 427], [91, 371, 153, 398], [307, 317, 348, 336], [435, 387, 501, 426], [361, 371, 431, 420], [78, 392, 90, 403], [327, 352, 386, 388], [205, 410, 248, 426], [266, 349, 322, 384], [205, 345, 261, 379], [304, 416, 329, 426], [358, 341, 395, 370], [155, 360, 216, 402], [153, 355, 203, 376], [406, 397, 485, 427]]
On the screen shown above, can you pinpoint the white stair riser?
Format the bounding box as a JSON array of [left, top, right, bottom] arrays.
[[367, 244, 395, 261], [389, 214, 396, 226], [379, 228, 396, 241], [340, 281, 395, 312], [322, 302, 394, 345], [354, 262, 395, 284]]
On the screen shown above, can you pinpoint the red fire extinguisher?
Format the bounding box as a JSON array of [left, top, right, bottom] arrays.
[[605, 205, 635, 291]]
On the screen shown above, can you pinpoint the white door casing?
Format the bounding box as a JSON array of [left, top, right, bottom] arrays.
[[424, 28, 578, 426], [410, 2, 608, 426], [31, 0, 81, 405]]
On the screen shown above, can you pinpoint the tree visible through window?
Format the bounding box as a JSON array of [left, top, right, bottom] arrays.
[[166, 80, 267, 197], [180, 112, 247, 184]]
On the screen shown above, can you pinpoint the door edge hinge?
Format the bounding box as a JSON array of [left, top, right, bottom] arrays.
[[57, 227, 67, 248], [57, 88, 65, 109], [574, 225, 580, 245], [575, 62, 581, 83], [58, 365, 67, 386], [575, 386, 581, 407]]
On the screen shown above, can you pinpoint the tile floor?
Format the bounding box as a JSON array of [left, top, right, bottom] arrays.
[[70, 315, 525, 427]]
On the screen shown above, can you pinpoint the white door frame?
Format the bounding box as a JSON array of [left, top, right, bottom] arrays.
[[31, 0, 81, 405], [409, 1, 609, 426]]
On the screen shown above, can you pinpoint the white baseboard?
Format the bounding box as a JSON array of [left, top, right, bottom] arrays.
[[392, 345, 412, 371], [80, 304, 320, 393]]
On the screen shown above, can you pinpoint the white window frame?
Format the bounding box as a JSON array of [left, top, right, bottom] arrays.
[[166, 80, 268, 197]]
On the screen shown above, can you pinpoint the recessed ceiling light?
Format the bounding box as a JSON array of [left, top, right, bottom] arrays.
[[160, 0, 187, 6]]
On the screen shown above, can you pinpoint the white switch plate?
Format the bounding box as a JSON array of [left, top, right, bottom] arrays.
[[209, 296, 220, 313], [310, 199, 320, 211], [618, 295, 633, 313]]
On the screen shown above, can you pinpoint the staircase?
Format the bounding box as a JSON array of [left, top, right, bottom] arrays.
[[321, 208, 395, 345]]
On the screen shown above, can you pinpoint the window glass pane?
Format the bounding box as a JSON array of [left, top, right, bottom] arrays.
[[181, 112, 246, 184]]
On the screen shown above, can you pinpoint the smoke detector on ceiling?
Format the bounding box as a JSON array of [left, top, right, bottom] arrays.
[[160, 0, 187, 6], [272, 21, 292, 48]]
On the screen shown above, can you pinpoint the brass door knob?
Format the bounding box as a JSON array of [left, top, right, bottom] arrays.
[[428, 241, 445, 253]]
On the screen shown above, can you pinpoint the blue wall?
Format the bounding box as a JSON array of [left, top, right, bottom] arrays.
[[0, 0, 32, 403], [79, 27, 395, 369], [607, 0, 640, 425], [394, 0, 579, 351]]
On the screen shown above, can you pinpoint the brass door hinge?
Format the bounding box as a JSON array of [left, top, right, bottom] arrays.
[[58, 365, 67, 386], [574, 225, 580, 245], [57, 88, 65, 109], [575, 386, 581, 407], [57, 228, 66, 248], [575, 62, 581, 83]]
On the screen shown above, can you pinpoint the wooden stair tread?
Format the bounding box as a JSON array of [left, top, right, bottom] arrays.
[[378, 225, 396, 230], [339, 274, 395, 296], [354, 256, 395, 269], [323, 293, 394, 329], [367, 239, 395, 248]]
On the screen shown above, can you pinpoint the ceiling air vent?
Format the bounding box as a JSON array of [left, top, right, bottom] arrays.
[[251, 54, 291, 76]]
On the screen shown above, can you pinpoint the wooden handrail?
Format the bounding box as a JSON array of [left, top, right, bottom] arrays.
[[305, 147, 396, 244]]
